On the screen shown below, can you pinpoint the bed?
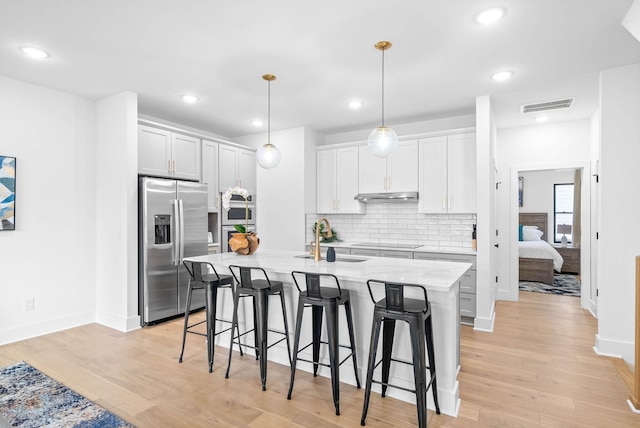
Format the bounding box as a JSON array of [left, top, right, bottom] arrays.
[[518, 213, 564, 284]]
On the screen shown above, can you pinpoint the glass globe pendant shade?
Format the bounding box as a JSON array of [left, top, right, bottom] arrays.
[[367, 126, 398, 157], [257, 143, 281, 169]]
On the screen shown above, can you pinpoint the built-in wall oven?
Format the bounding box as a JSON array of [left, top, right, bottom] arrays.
[[221, 193, 256, 252], [221, 194, 256, 226]]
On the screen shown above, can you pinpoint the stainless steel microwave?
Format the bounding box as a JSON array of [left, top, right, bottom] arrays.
[[221, 193, 256, 226]]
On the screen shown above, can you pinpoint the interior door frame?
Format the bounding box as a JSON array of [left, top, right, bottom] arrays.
[[509, 160, 593, 312]]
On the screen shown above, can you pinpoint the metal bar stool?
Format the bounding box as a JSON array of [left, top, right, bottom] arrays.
[[179, 260, 237, 373], [225, 265, 292, 391], [360, 279, 440, 428], [288, 271, 361, 416]]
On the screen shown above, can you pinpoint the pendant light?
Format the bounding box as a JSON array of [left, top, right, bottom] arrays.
[[367, 41, 398, 157], [256, 74, 281, 169]]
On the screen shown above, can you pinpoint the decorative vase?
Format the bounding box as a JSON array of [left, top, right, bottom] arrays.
[[229, 232, 260, 255]]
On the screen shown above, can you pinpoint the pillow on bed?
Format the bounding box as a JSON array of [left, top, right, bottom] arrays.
[[522, 227, 544, 241], [519, 224, 523, 241]]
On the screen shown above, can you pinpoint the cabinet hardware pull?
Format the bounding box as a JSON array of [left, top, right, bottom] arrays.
[[448, 195, 451, 209], [173, 160, 176, 173], [168, 160, 171, 173], [442, 195, 446, 210]]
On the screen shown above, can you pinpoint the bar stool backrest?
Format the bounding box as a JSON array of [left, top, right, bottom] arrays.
[[183, 260, 222, 282], [366, 279, 430, 314], [291, 271, 342, 299], [229, 265, 273, 290]]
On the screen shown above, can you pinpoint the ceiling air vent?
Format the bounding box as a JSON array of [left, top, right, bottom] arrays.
[[521, 98, 574, 114]]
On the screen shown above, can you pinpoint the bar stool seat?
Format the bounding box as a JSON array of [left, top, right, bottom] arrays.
[[360, 279, 440, 428], [225, 265, 292, 391], [179, 261, 237, 373], [288, 271, 361, 416]]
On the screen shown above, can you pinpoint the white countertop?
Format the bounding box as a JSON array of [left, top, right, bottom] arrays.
[[311, 241, 477, 256], [186, 249, 472, 292]]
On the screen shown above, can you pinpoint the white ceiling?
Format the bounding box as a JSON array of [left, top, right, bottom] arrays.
[[1, 0, 639, 139]]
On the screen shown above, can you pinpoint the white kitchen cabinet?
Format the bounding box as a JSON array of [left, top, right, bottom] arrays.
[[418, 133, 476, 213], [358, 140, 418, 193], [317, 147, 364, 214], [219, 145, 256, 194], [201, 140, 219, 212], [138, 124, 201, 180]]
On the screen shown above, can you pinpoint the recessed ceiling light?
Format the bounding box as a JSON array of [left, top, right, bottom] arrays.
[[19, 46, 50, 59], [491, 70, 513, 81], [347, 100, 363, 109], [475, 7, 506, 25], [534, 116, 549, 123], [251, 119, 264, 127], [180, 94, 199, 103]]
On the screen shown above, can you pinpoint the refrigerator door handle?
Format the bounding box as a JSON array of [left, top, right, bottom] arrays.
[[172, 199, 180, 266], [178, 199, 185, 263]]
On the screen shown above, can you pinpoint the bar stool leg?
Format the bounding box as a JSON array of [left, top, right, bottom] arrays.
[[361, 312, 383, 426], [252, 300, 259, 360], [287, 297, 306, 400], [311, 305, 323, 377], [278, 290, 293, 365], [179, 279, 194, 363], [410, 319, 427, 428], [205, 283, 218, 373], [343, 299, 361, 388], [255, 290, 270, 391], [381, 319, 396, 397], [425, 315, 440, 414], [325, 301, 341, 415], [225, 285, 242, 379]]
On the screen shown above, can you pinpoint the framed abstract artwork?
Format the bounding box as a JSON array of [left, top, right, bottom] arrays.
[[0, 156, 16, 230], [518, 176, 524, 207]]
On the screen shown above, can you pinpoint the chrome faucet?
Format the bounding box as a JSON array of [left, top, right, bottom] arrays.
[[314, 217, 332, 261]]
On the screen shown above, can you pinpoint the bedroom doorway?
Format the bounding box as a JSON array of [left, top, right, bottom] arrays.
[[509, 161, 593, 313]]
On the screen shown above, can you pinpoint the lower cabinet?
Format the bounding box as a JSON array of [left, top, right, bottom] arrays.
[[413, 252, 477, 325]]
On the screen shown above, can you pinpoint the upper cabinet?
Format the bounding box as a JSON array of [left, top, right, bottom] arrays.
[[201, 140, 219, 212], [317, 147, 364, 214], [358, 140, 418, 193], [218, 145, 256, 194], [418, 132, 476, 213], [138, 125, 201, 181]]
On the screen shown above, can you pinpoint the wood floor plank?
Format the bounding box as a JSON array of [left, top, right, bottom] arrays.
[[1, 291, 638, 426]]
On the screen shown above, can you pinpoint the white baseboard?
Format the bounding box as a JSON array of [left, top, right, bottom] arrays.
[[593, 334, 634, 365], [0, 311, 94, 346], [627, 400, 640, 414], [95, 310, 140, 333], [473, 306, 495, 332]]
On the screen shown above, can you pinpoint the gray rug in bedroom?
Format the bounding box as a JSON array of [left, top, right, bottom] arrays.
[[519, 274, 581, 296]]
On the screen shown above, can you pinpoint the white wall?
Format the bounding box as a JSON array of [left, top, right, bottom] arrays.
[[236, 127, 319, 251], [496, 120, 591, 303], [596, 63, 640, 365], [0, 75, 97, 344]]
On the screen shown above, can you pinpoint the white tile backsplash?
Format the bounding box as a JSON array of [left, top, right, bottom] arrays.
[[307, 202, 477, 248]]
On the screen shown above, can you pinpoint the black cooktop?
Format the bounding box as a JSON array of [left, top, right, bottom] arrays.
[[351, 242, 421, 249]]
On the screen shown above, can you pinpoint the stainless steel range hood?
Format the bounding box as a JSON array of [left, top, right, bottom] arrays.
[[354, 191, 418, 202]]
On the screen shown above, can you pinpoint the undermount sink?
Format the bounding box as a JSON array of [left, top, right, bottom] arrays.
[[295, 254, 367, 263]]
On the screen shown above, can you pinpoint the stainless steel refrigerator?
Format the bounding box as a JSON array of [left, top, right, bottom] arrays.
[[139, 177, 208, 325]]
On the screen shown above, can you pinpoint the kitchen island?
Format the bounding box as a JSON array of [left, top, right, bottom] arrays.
[[185, 249, 471, 417]]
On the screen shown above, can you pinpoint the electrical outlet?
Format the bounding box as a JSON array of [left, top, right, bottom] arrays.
[[24, 298, 34, 311]]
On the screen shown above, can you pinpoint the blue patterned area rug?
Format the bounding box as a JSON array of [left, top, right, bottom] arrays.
[[519, 274, 581, 297], [0, 362, 134, 428]]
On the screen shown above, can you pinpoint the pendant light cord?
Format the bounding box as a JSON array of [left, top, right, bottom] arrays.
[[381, 48, 385, 127], [267, 79, 271, 145]]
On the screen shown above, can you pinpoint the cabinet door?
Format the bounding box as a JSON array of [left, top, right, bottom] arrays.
[[237, 148, 256, 194], [418, 136, 447, 213], [358, 145, 387, 193], [388, 140, 418, 192], [202, 140, 219, 212], [218, 145, 238, 191], [448, 133, 476, 213], [138, 125, 171, 177], [171, 133, 201, 180], [336, 147, 363, 213], [316, 149, 337, 213]]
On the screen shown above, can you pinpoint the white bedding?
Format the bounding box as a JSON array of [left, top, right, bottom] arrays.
[[519, 240, 564, 272]]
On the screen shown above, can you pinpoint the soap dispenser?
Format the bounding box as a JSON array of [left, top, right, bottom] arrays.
[[326, 246, 336, 262]]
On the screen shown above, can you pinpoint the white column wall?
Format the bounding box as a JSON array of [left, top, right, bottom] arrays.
[[0, 75, 97, 344], [596, 63, 640, 364], [236, 127, 319, 252], [95, 92, 140, 331]]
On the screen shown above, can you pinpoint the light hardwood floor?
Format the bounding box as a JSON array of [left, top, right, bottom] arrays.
[[1, 292, 638, 427]]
